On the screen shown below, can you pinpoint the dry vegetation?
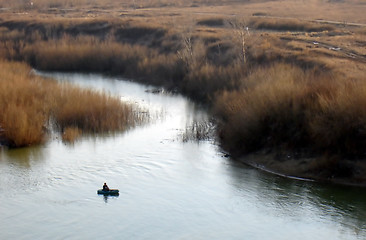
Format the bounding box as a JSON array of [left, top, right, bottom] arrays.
[[1, 0, 366, 180], [248, 17, 335, 32], [62, 127, 81, 142], [215, 64, 366, 157], [0, 60, 143, 147], [0, 0, 241, 10]]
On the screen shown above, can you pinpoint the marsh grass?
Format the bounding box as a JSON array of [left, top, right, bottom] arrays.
[[62, 127, 82, 143], [215, 63, 366, 157], [0, 23, 183, 84], [0, 61, 51, 147], [0, 60, 144, 148], [0, 18, 245, 100]]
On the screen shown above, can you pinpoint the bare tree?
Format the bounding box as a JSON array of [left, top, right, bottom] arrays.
[[176, 24, 205, 72], [177, 33, 193, 69], [227, 18, 250, 64]]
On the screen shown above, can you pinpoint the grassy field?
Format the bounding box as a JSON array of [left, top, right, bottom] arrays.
[[0, 0, 366, 180]]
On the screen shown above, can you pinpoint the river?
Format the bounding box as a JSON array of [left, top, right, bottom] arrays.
[[1, 72, 366, 240]]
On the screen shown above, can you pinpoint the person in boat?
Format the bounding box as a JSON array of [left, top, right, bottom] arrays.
[[103, 183, 110, 191]]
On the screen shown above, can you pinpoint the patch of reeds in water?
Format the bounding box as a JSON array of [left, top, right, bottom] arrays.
[[0, 60, 145, 148], [62, 127, 82, 143]]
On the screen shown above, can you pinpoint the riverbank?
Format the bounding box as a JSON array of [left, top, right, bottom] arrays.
[[238, 150, 366, 187]]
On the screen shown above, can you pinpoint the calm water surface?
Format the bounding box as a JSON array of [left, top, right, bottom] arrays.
[[1, 73, 366, 240]]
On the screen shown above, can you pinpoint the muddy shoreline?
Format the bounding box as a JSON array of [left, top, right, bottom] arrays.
[[236, 150, 366, 188]]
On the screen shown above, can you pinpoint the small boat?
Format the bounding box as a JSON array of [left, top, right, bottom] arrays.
[[97, 189, 119, 195]]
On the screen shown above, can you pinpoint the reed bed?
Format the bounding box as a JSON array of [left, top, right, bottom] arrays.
[[25, 37, 182, 84], [53, 82, 144, 134], [0, 23, 183, 84], [215, 63, 366, 157], [0, 19, 243, 101], [0, 60, 143, 147]]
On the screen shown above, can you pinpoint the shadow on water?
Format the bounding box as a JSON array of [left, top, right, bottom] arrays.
[[0, 145, 50, 193], [226, 158, 366, 236]]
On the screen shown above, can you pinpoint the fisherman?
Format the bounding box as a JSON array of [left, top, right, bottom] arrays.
[[103, 182, 110, 191]]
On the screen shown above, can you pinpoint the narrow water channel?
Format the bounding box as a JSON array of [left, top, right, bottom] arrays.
[[1, 72, 366, 240]]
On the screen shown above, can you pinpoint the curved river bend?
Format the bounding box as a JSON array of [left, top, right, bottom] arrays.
[[1, 73, 366, 240]]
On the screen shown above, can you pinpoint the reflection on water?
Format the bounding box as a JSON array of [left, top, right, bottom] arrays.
[[227, 159, 366, 238], [0, 145, 46, 168], [0, 146, 49, 195], [1, 72, 366, 240], [308, 184, 366, 233], [101, 194, 119, 203]]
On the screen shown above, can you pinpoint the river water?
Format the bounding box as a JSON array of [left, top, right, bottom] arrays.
[[1, 73, 366, 240]]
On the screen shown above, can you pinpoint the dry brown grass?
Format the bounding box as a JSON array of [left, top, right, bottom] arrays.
[[53, 82, 137, 132], [0, 61, 52, 147], [215, 63, 366, 157], [0, 18, 185, 84], [0, 60, 143, 148], [62, 127, 82, 142], [0, 18, 246, 100], [215, 64, 313, 152]]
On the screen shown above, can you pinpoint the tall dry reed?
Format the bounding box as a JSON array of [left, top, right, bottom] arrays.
[[215, 63, 366, 157], [0, 60, 143, 147], [19, 35, 183, 85]]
